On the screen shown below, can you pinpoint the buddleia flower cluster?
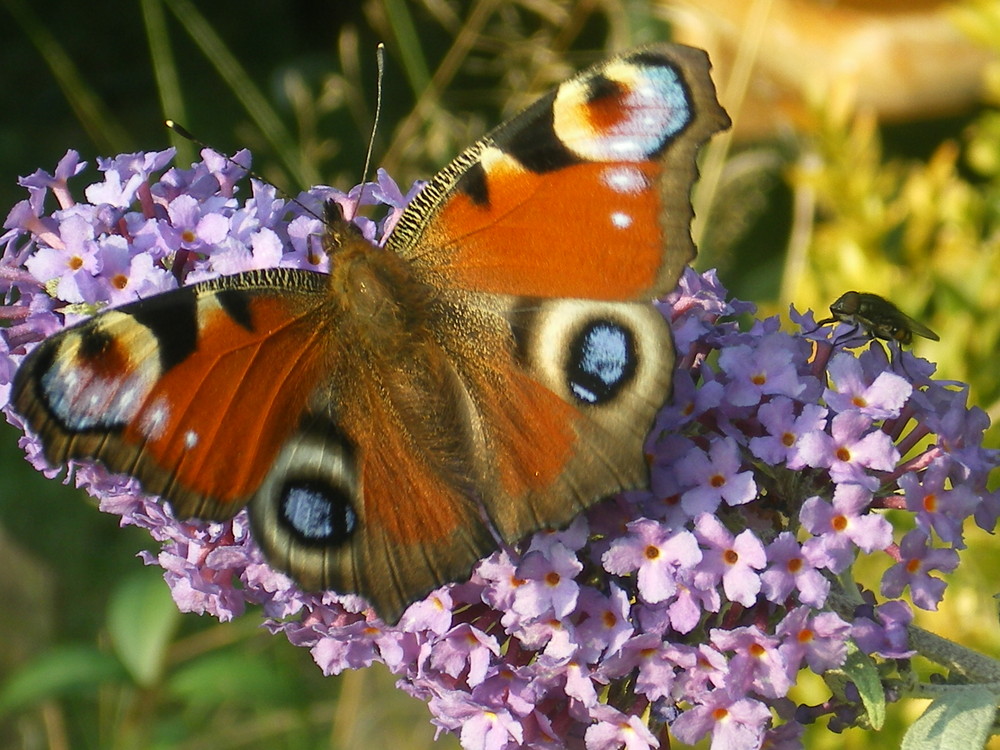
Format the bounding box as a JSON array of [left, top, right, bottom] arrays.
[[2, 150, 998, 750]]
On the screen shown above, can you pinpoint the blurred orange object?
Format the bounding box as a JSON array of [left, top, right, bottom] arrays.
[[667, 0, 996, 139]]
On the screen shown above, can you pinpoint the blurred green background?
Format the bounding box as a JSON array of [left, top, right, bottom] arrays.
[[2, 0, 1000, 748]]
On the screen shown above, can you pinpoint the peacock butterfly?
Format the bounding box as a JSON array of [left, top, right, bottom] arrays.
[[12, 44, 730, 623]]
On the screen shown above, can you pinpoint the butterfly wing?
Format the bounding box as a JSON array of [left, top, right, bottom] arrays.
[[12, 269, 339, 520], [378, 44, 728, 546], [388, 44, 729, 300]]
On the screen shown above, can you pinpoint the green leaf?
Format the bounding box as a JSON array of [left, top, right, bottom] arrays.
[[381, 0, 430, 97], [842, 640, 886, 729], [107, 568, 180, 687], [167, 650, 299, 708], [902, 686, 997, 750], [0, 645, 125, 715]]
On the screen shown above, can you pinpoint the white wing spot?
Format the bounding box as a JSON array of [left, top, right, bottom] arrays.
[[117, 384, 140, 412], [611, 211, 633, 229], [184, 430, 199, 449], [139, 397, 171, 441], [601, 166, 647, 195]]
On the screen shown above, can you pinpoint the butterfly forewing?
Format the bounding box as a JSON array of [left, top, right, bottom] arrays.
[[13, 269, 335, 519], [388, 45, 730, 301]]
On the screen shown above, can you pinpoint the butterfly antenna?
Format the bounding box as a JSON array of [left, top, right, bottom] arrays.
[[168, 43, 386, 225], [164, 119, 207, 149], [164, 119, 326, 223], [350, 42, 386, 220]]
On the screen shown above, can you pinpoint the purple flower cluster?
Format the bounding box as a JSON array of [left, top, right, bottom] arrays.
[[2, 150, 998, 750]]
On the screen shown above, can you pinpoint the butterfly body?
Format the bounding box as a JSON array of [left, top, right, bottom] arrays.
[[13, 45, 729, 622]]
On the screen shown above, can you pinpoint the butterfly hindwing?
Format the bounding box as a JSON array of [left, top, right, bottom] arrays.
[[249, 405, 500, 620], [486, 296, 675, 541]]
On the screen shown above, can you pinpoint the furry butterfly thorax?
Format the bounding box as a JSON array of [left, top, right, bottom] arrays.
[[12, 44, 730, 623]]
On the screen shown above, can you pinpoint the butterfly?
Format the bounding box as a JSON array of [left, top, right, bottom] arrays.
[[818, 291, 939, 346], [12, 44, 729, 623]]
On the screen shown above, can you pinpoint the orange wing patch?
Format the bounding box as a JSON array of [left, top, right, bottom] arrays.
[[427, 158, 665, 301], [122, 295, 330, 512], [485, 365, 578, 500]]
